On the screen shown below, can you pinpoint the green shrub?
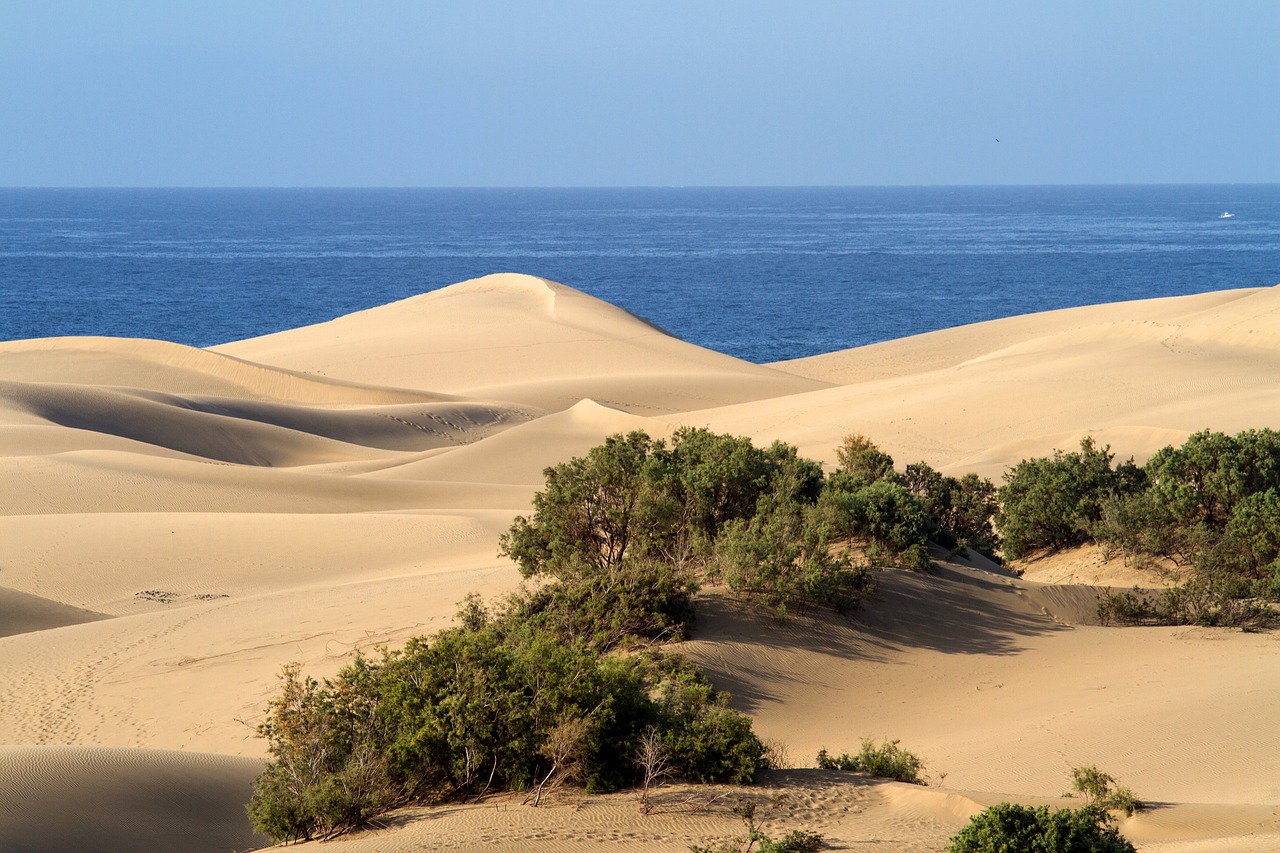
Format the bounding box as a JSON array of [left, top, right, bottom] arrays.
[[245, 660, 400, 843], [997, 438, 1127, 560], [248, 621, 766, 843], [816, 738, 926, 784], [948, 803, 1136, 853], [712, 497, 868, 618], [649, 656, 766, 785], [504, 557, 698, 651], [904, 462, 1001, 560], [1145, 429, 1280, 532], [835, 432, 897, 487], [500, 428, 826, 583], [500, 431, 662, 578], [1069, 765, 1141, 817], [1097, 582, 1273, 629], [818, 479, 932, 567]]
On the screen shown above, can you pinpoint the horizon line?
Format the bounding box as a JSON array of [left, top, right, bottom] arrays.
[[3, 181, 1279, 191]]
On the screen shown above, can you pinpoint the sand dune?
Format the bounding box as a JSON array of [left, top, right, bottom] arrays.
[[0, 588, 104, 638], [0, 746, 266, 853], [2, 380, 533, 464], [747, 285, 1280, 476], [0, 335, 442, 403], [215, 272, 830, 414], [4, 275, 1279, 851]]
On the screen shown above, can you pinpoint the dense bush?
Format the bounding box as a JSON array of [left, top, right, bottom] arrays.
[[821, 479, 930, 557], [711, 494, 868, 617], [505, 429, 1004, 613], [245, 661, 398, 843], [997, 438, 1132, 560], [500, 557, 698, 650], [948, 803, 1136, 853], [816, 738, 926, 784], [249, 428, 1009, 841], [248, 618, 765, 842], [827, 441, 1002, 567], [1144, 428, 1280, 531], [1005, 430, 1280, 626], [500, 431, 664, 578], [504, 428, 866, 617], [904, 462, 1001, 560]]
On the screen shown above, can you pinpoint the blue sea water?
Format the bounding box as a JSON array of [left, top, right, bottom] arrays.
[[1, 186, 1278, 364]]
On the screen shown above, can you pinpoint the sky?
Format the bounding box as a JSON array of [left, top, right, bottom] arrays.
[[2, 1, 1277, 187]]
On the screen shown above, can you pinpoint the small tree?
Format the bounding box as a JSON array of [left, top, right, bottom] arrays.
[[636, 727, 674, 814]]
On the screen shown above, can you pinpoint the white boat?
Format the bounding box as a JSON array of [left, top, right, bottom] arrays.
[[1219, 212, 1235, 219]]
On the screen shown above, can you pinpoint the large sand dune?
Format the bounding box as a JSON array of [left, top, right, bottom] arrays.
[[3, 272, 1278, 851]]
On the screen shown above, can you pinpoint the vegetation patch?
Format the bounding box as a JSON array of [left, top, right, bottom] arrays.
[[689, 799, 825, 853], [948, 803, 1136, 853], [999, 430, 1280, 627], [247, 606, 765, 842], [1067, 764, 1142, 817], [815, 738, 927, 784]]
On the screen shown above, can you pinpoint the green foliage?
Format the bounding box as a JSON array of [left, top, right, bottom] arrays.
[[904, 462, 1002, 560], [1000, 429, 1280, 627], [249, 616, 764, 842], [245, 661, 399, 843], [1090, 490, 1175, 567], [651, 657, 766, 784], [504, 427, 870, 618], [823, 479, 930, 555], [1145, 429, 1280, 531], [500, 431, 661, 579], [997, 438, 1126, 560], [836, 432, 898, 486], [504, 429, 1006, 617], [712, 492, 868, 618], [503, 557, 698, 651], [1217, 488, 1280, 582], [998, 430, 1280, 626], [826, 437, 1001, 568], [1069, 765, 1141, 817], [948, 803, 1136, 853], [815, 738, 926, 784], [1097, 583, 1272, 628]]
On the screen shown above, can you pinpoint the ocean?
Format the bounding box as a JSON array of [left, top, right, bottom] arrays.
[[2, 186, 1277, 364]]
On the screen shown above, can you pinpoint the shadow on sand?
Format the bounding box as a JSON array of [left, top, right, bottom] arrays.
[[682, 562, 1074, 714]]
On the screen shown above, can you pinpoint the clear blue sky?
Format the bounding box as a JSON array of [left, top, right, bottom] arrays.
[[2, 1, 1276, 186]]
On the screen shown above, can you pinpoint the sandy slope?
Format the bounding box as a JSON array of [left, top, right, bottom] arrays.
[[3, 274, 1280, 852], [214, 273, 830, 415], [709, 285, 1280, 479], [0, 746, 266, 852]]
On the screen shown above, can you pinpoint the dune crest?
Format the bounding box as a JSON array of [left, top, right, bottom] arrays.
[[0, 335, 443, 403], [216, 273, 831, 413]]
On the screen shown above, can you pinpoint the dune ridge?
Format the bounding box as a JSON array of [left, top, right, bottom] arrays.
[[3, 273, 1278, 852]]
